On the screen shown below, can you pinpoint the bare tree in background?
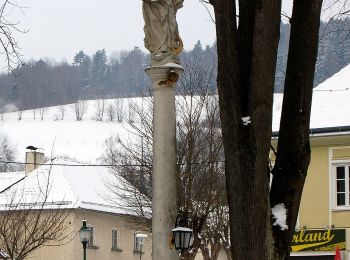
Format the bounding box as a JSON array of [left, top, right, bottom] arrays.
[[200, 206, 231, 260], [17, 108, 22, 121], [102, 52, 230, 260], [102, 98, 153, 229], [39, 107, 47, 120], [106, 103, 116, 122], [94, 98, 105, 121], [0, 134, 17, 172], [0, 0, 26, 71], [57, 105, 65, 120], [0, 165, 74, 260], [114, 98, 124, 122], [73, 100, 87, 121], [127, 100, 135, 124]]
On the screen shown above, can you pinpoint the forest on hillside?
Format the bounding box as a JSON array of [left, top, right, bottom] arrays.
[[0, 19, 350, 111]]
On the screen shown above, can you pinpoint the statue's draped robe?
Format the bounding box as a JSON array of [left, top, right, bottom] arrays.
[[142, 0, 183, 53]]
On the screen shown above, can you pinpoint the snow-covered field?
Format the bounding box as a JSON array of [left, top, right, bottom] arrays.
[[0, 98, 142, 163], [1, 65, 350, 163]]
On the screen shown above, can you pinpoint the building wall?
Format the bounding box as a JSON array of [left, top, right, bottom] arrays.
[[74, 209, 152, 260], [29, 211, 77, 260], [292, 137, 350, 259], [290, 138, 350, 227], [299, 144, 350, 228], [31, 209, 152, 260], [28, 137, 350, 260], [299, 146, 330, 228]]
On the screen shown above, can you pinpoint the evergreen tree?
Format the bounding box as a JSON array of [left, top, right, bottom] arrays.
[[8, 83, 18, 103], [73, 50, 87, 66], [92, 49, 108, 96]]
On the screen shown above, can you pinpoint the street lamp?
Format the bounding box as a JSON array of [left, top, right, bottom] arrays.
[[136, 234, 148, 260], [172, 227, 193, 251], [79, 219, 90, 260], [171, 212, 193, 255]]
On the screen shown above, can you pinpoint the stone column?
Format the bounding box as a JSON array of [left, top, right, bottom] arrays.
[[146, 65, 183, 260]]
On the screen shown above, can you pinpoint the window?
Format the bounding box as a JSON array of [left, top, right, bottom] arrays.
[[334, 164, 350, 207], [87, 226, 96, 247], [111, 229, 121, 251], [133, 233, 140, 253]]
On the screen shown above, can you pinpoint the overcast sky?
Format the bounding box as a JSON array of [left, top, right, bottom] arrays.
[[1, 0, 293, 70]]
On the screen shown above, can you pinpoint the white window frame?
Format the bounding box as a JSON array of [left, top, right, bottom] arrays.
[[133, 232, 141, 252], [87, 225, 97, 247], [332, 162, 350, 209], [111, 228, 120, 250]]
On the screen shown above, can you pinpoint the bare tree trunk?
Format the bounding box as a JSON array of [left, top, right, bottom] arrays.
[[223, 246, 233, 260], [270, 1, 323, 259], [39, 107, 47, 120], [95, 98, 105, 121], [58, 105, 65, 120], [73, 100, 87, 121], [17, 110, 22, 121], [200, 243, 221, 260], [211, 0, 281, 259]]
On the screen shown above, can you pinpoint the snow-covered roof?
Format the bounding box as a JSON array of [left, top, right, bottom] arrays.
[[0, 171, 25, 193], [273, 65, 350, 131], [0, 161, 135, 215]]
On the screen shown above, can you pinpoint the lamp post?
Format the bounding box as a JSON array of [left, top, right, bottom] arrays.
[[171, 212, 193, 256], [136, 234, 148, 260], [79, 219, 90, 260], [172, 227, 193, 252]]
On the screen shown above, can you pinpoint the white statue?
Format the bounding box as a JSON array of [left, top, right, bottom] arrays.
[[142, 0, 184, 65]]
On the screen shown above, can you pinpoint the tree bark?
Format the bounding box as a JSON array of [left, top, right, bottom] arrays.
[[211, 0, 281, 259], [270, 1, 323, 259]]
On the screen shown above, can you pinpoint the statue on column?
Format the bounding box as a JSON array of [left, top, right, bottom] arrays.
[[142, 0, 184, 66]]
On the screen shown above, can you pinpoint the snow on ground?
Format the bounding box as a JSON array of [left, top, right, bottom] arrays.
[[0, 98, 144, 163]]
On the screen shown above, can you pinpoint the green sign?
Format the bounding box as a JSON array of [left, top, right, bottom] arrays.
[[291, 229, 346, 252]]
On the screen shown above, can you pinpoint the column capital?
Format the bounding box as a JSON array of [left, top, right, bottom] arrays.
[[145, 63, 184, 88]]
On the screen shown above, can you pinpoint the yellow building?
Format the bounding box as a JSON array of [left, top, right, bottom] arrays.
[[272, 65, 350, 259], [271, 129, 350, 260], [294, 133, 350, 259], [0, 153, 152, 260], [0, 152, 229, 260], [31, 209, 153, 260]]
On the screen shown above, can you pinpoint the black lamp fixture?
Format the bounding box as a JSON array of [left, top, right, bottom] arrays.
[[79, 219, 90, 260], [171, 211, 193, 253]]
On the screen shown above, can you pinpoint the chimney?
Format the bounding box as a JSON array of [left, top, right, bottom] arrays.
[[25, 151, 45, 175]]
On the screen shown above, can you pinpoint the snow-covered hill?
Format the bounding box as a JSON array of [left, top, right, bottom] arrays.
[[0, 98, 143, 162], [1, 64, 350, 163]]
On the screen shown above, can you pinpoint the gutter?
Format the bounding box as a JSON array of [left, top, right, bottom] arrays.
[[272, 125, 350, 138]]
